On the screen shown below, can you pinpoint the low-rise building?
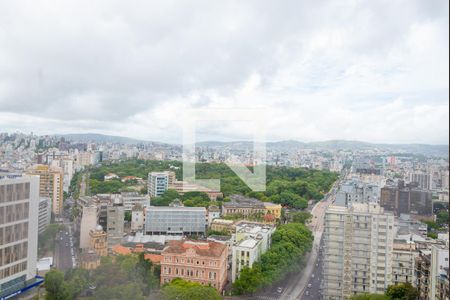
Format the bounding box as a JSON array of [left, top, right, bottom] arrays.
[[231, 222, 275, 282], [222, 195, 281, 220], [89, 225, 108, 257], [210, 219, 235, 234], [145, 206, 206, 235], [160, 240, 228, 292]]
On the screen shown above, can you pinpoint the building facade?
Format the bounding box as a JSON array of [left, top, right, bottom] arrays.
[[322, 203, 395, 299], [38, 197, 51, 234], [231, 222, 275, 282], [0, 175, 40, 298], [106, 203, 124, 248], [148, 172, 170, 198], [145, 206, 206, 235], [160, 240, 228, 292], [26, 165, 64, 215]]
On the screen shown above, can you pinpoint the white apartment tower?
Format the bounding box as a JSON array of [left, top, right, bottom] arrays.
[[0, 174, 40, 298], [323, 203, 395, 299], [147, 172, 170, 198]]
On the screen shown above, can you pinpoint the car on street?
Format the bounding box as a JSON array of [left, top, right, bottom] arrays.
[[277, 287, 283, 294]]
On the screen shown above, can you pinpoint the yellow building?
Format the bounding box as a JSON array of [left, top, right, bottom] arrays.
[[263, 202, 282, 219], [27, 164, 64, 215], [89, 226, 108, 257]]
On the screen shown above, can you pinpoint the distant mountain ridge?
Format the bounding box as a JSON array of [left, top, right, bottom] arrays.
[[51, 133, 448, 156]]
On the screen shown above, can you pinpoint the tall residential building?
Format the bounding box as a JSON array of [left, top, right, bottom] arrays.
[[160, 240, 228, 292], [335, 179, 379, 207], [322, 203, 395, 299], [430, 245, 449, 300], [106, 203, 124, 248], [26, 165, 64, 215], [148, 172, 170, 198], [0, 174, 42, 299], [409, 172, 432, 190], [38, 197, 51, 234]]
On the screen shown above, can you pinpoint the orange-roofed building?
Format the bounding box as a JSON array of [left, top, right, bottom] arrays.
[[144, 253, 163, 264], [112, 244, 132, 255], [160, 240, 228, 292]]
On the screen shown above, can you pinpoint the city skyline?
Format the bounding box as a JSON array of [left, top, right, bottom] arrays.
[[0, 0, 448, 145]]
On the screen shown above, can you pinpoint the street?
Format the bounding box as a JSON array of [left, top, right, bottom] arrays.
[[252, 174, 344, 300], [53, 220, 76, 271]]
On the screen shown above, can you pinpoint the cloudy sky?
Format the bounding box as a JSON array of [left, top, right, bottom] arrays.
[[0, 0, 448, 144]]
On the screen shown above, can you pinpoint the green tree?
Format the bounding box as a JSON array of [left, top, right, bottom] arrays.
[[386, 283, 419, 300], [44, 270, 73, 300], [161, 278, 221, 300], [349, 294, 390, 300], [94, 283, 145, 300]]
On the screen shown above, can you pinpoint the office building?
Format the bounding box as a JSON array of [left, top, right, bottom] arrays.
[[148, 172, 170, 198], [160, 240, 228, 292], [26, 165, 64, 215], [145, 206, 206, 235], [322, 203, 395, 299], [231, 222, 275, 282], [38, 197, 51, 234], [0, 174, 42, 299], [380, 182, 433, 216]]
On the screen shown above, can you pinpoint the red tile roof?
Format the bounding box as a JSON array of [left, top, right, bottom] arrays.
[[163, 240, 226, 257]]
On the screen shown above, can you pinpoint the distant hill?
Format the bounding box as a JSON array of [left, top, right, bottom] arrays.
[[53, 133, 448, 157], [56, 133, 146, 144]]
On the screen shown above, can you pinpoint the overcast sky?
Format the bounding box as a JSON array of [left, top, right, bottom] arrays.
[[0, 0, 448, 144]]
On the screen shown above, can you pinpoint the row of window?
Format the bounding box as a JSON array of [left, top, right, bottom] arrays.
[[0, 261, 27, 280], [0, 242, 28, 268], [163, 266, 217, 279], [0, 222, 29, 245], [0, 183, 30, 203], [0, 202, 30, 225], [163, 256, 218, 267]]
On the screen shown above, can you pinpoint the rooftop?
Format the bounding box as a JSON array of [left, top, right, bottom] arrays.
[[163, 240, 226, 257]]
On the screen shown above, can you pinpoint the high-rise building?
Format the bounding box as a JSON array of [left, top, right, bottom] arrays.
[[106, 202, 124, 248], [38, 197, 51, 234], [322, 203, 395, 299], [335, 179, 379, 207], [148, 172, 170, 198], [409, 172, 432, 190], [380, 182, 433, 216], [26, 165, 64, 215], [0, 174, 42, 298]]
